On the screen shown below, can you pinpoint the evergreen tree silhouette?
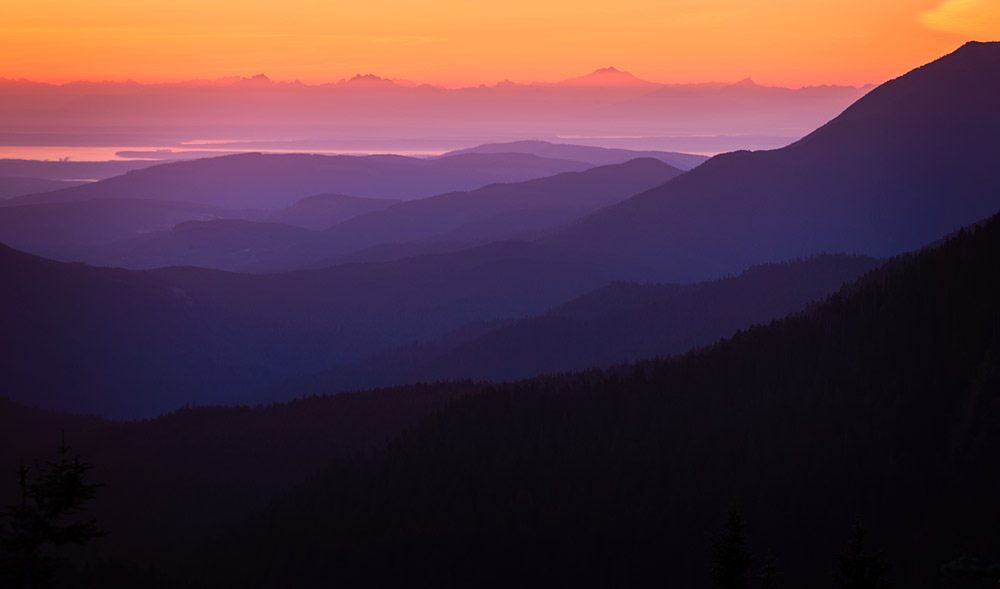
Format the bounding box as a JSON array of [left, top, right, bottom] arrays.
[[710, 509, 754, 589], [832, 516, 892, 589], [758, 555, 779, 589], [0, 433, 107, 588], [942, 556, 1000, 584]]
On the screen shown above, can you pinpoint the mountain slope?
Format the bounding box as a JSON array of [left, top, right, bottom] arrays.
[[550, 41, 1000, 282], [0, 243, 251, 417]]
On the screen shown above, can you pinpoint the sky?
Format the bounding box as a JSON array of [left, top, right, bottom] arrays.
[[1, 0, 997, 87]]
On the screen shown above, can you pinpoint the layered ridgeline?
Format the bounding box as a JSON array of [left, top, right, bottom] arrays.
[[4, 199, 997, 589], [2, 151, 593, 209], [0, 240, 612, 417], [264, 254, 881, 396], [74, 158, 684, 272], [0, 154, 683, 270], [0, 241, 880, 418], [4, 44, 1000, 418], [0, 150, 597, 261], [0, 194, 402, 260], [8, 42, 990, 277], [550, 41, 1000, 282]]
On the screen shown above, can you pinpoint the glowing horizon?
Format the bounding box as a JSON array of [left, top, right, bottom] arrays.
[[3, 0, 996, 89], [0, 68, 872, 90]]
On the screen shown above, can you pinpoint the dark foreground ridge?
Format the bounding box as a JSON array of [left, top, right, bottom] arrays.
[[199, 208, 999, 588]]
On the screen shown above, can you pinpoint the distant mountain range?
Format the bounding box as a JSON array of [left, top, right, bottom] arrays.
[[0, 69, 870, 156], [0, 66, 861, 91]]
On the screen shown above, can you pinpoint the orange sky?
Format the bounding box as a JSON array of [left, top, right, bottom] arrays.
[[1, 0, 996, 87]]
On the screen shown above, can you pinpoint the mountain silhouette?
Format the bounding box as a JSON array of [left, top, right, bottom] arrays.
[[549, 41, 1000, 282], [5, 152, 592, 209], [0, 145, 693, 264], [557, 66, 659, 87], [439, 140, 708, 170], [340, 73, 400, 88]]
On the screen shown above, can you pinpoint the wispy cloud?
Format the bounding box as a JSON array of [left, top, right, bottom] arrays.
[[919, 0, 1000, 36]]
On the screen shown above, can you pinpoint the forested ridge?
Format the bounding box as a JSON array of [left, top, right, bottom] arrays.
[[190, 211, 1000, 587]]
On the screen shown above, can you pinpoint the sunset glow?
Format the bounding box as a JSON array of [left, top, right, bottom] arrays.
[[2, 0, 992, 87]]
